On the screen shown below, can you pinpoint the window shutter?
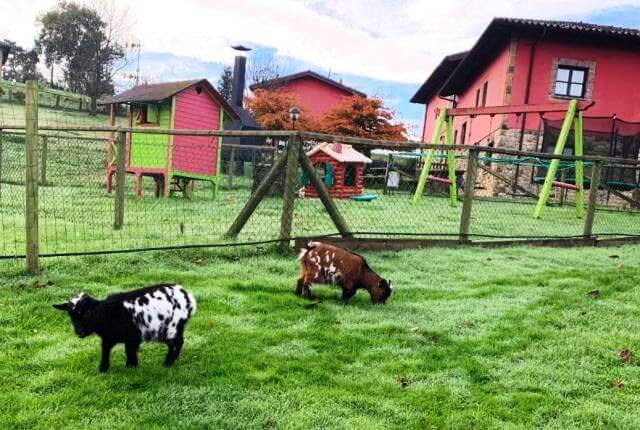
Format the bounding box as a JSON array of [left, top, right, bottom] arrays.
[[324, 162, 334, 186]]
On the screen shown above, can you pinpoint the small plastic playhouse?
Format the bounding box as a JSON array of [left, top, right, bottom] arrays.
[[303, 142, 372, 199], [103, 79, 239, 198]]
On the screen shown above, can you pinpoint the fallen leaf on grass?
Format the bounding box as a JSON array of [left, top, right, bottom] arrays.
[[458, 320, 470, 329], [507, 256, 520, 260], [190, 257, 203, 264], [206, 322, 216, 329], [617, 349, 634, 363], [398, 377, 411, 389], [587, 290, 600, 298], [303, 301, 321, 309], [616, 263, 623, 270], [610, 380, 625, 388], [331, 320, 341, 327], [408, 326, 419, 333], [265, 416, 275, 429]]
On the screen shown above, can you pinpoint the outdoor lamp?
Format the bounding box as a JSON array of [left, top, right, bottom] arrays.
[[289, 107, 300, 129]]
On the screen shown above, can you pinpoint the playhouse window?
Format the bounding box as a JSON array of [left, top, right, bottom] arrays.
[[344, 164, 357, 187], [460, 122, 467, 145], [314, 162, 327, 181], [136, 104, 159, 125], [554, 66, 587, 98]]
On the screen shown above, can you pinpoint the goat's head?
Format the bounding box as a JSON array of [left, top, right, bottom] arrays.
[[53, 293, 99, 338], [370, 278, 393, 304]]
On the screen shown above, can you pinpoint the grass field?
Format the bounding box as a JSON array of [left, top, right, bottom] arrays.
[[1, 244, 640, 428]]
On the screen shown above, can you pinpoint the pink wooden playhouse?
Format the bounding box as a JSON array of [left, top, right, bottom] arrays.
[[103, 79, 238, 198]]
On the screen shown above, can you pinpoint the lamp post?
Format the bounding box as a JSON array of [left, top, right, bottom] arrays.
[[289, 107, 300, 130]]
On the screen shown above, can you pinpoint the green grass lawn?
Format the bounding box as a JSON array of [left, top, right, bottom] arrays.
[[1, 244, 639, 429]]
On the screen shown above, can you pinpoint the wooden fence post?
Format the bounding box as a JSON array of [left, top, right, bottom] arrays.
[[113, 131, 127, 230], [39, 135, 48, 185], [279, 134, 301, 251], [583, 160, 603, 238], [459, 148, 479, 242], [25, 80, 40, 274]]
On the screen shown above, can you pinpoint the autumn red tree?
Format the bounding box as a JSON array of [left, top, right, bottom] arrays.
[[317, 96, 407, 141], [244, 89, 317, 130]]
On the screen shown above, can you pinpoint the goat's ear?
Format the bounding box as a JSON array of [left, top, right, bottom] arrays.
[[53, 303, 69, 311]]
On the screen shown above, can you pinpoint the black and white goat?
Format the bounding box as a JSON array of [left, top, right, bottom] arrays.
[[53, 284, 196, 373], [297, 242, 393, 304]]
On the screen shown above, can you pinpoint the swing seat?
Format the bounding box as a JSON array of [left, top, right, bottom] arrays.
[[552, 181, 578, 191], [427, 175, 452, 185]]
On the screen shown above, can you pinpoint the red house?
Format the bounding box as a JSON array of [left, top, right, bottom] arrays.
[[411, 18, 640, 196], [249, 70, 366, 118], [304, 142, 372, 199]]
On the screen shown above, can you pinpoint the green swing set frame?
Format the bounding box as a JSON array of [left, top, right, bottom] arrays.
[[412, 99, 593, 219]]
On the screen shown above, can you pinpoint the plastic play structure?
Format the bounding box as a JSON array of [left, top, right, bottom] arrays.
[[301, 142, 372, 199], [412, 99, 598, 218]]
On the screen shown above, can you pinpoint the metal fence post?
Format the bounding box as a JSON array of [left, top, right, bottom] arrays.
[[25, 80, 40, 274], [228, 145, 236, 188], [459, 148, 479, 243], [279, 134, 301, 251], [583, 160, 603, 238], [39, 135, 48, 185], [113, 131, 127, 230]]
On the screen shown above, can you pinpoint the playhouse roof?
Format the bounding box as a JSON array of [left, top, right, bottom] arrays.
[[439, 17, 640, 97], [307, 142, 372, 164], [102, 79, 239, 119], [249, 70, 366, 98]]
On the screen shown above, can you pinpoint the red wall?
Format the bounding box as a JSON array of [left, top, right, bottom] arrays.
[[512, 37, 640, 128], [273, 77, 357, 118], [172, 86, 221, 177], [421, 37, 640, 142], [422, 43, 511, 145]]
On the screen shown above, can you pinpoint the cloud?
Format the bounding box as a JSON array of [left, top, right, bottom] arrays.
[[1, 0, 637, 85]]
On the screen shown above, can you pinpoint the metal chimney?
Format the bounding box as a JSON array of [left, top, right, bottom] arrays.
[[231, 45, 252, 108]]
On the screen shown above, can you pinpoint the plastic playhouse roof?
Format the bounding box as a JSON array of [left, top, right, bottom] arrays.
[[307, 142, 372, 164]]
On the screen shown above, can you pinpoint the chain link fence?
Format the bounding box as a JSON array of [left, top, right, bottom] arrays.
[[1, 84, 640, 271]]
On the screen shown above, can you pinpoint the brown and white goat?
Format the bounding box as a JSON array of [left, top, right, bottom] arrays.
[[296, 242, 393, 304]]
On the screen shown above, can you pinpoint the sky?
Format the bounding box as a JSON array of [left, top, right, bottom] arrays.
[[1, 0, 639, 138]]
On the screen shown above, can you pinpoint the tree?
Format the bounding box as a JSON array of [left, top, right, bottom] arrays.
[[317, 96, 407, 141], [217, 66, 233, 103], [1, 40, 43, 82], [244, 89, 316, 130], [37, 2, 127, 115], [247, 51, 288, 86]]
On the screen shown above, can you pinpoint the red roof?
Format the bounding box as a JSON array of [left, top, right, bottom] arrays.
[[307, 142, 372, 164]]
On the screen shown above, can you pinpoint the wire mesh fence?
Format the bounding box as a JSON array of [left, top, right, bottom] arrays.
[[1, 83, 640, 269]]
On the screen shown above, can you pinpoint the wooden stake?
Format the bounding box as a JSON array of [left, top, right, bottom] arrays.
[[113, 131, 127, 230], [279, 135, 301, 251], [226, 148, 288, 238], [459, 148, 479, 242], [25, 80, 40, 274], [39, 135, 48, 185], [299, 151, 352, 238], [583, 160, 602, 237], [228, 145, 236, 188]]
